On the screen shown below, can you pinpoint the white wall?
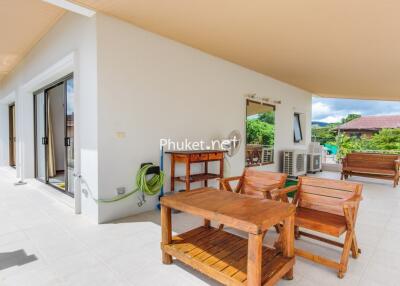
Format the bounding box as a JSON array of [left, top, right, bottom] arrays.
[[0, 13, 99, 222], [96, 14, 312, 222]]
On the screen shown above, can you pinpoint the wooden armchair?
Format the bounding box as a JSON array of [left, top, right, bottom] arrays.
[[279, 176, 363, 278], [219, 168, 288, 232], [219, 168, 287, 199]]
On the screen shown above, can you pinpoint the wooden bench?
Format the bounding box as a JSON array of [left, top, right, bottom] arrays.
[[279, 176, 363, 278], [341, 152, 400, 187]]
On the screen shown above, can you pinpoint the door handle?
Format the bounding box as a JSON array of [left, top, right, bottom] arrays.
[[42, 137, 48, 145], [65, 137, 71, 146]]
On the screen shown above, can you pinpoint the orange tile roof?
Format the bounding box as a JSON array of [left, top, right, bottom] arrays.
[[338, 115, 400, 130]]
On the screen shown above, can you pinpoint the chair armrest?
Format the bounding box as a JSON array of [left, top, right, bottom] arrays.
[[218, 176, 242, 183], [274, 185, 298, 203], [256, 183, 281, 193], [218, 176, 242, 192], [278, 185, 298, 194], [343, 195, 363, 208]]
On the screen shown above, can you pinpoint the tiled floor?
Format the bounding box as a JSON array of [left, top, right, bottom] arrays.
[[0, 166, 400, 286]]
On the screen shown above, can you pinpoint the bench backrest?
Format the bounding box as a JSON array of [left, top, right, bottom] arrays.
[[241, 168, 287, 197], [345, 152, 399, 170], [297, 176, 363, 216]]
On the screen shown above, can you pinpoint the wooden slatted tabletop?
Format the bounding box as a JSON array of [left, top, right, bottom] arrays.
[[160, 187, 296, 286]]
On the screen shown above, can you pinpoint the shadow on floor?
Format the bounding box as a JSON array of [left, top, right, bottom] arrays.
[[0, 249, 38, 271]]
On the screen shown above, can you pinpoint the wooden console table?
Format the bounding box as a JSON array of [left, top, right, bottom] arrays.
[[166, 150, 226, 192], [160, 188, 296, 286]]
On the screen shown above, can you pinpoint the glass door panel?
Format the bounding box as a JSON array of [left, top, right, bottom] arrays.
[[65, 78, 74, 195], [35, 92, 47, 182]]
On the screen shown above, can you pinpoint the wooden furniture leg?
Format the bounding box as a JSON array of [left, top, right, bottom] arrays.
[[204, 219, 211, 228], [338, 207, 355, 278], [170, 156, 175, 192], [247, 233, 263, 286], [185, 157, 191, 192], [204, 161, 208, 187], [282, 215, 295, 280], [219, 158, 224, 189], [161, 205, 173, 264]]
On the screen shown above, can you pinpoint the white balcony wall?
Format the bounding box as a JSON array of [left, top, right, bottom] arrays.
[[96, 13, 312, 222]]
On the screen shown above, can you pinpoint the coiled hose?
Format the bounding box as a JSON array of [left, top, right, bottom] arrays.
[[96, 164, 164, 203]]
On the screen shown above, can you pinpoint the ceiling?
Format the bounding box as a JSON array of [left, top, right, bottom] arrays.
[[2, 1, 400, 101], [69, 0, 400, 101], [0, 0, 64, 83]]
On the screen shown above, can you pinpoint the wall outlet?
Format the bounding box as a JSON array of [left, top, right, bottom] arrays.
[[116, 187, 126, 195]]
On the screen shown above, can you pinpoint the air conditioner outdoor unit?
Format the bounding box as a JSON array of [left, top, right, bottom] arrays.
[[282, 149, 307, 177], [261, 147, 274, 164], [307, 153, 322, 173], [307, 142, 323, 173]]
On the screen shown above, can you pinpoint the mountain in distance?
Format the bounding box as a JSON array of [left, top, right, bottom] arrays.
[[312, 121, 329, 127]]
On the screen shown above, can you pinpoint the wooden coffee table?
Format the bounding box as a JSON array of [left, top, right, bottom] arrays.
[[160, 188, 296, 286]]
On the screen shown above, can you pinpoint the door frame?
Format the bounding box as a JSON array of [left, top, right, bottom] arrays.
[[8, 103, 16, 167], [33, 73, 74, 196]]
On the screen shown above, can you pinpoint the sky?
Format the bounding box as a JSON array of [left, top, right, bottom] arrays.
[[312, 97, 400, 123]]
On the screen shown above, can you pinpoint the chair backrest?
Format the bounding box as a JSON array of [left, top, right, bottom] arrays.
[[297, 176, 362, 216], [240, 168, 287, 197], [345, 152, 399, 170]]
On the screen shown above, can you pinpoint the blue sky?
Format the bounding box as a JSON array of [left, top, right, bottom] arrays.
[[312, 97, 400, 123]]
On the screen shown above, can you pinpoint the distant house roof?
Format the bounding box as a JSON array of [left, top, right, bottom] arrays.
[[338, 115, 400, 131]]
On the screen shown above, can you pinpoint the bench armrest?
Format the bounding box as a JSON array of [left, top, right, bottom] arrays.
[[395, 159, 400, 171], [343, 195, 363, 208]]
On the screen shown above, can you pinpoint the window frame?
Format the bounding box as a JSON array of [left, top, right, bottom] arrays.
[[293, 113, 303, 143], [245, 99, 276, 167]]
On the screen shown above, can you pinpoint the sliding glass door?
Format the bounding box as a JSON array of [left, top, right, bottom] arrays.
[[35, 91, 47, 182], [34, 74, 74, 196], [65, 78, 74, 195]]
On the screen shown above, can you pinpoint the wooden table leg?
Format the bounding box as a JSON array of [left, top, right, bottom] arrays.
[[282, 214, 295, 280], [219, 158, 224, 189], [247, 233, 263, 286], [185, 157, 191, 192], [204, 161, 208, 187], [170, 156, 175, 192], [161, 205, 173, 264]]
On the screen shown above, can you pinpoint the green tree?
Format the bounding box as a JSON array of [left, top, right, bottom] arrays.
[[312, 125, 337, 145], [246, 119, 275, 146], [336, 133, 362, 160], [370, 129, 400, 150], [341, 114, 361, 124], [258, 111, 275, 125]]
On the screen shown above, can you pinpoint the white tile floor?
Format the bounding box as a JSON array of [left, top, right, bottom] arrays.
[[0, 166, 400, 286]]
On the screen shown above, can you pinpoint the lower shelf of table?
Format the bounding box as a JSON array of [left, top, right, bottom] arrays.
[[162, 226, 294, 286], [174, 173, 221, 183]]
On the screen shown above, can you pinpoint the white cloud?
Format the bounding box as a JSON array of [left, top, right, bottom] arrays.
[[312, 97, 400, 123], [319, 115, 345, 123], [312, 102, 331, 119]]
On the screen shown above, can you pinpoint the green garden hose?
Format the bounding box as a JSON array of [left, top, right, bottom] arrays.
[[96, 164, 164, 203]]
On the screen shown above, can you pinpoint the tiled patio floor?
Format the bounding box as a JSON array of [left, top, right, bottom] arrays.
[[0, 166, 400, 285]]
